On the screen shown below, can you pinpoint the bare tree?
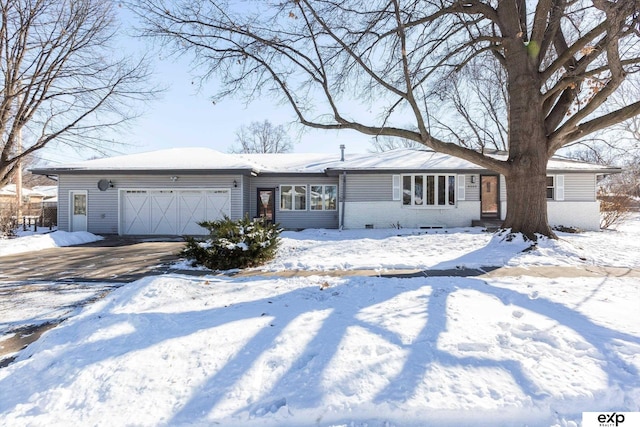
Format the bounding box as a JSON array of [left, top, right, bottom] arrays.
[[0, 0, 156, 186], [370, 134, 423, 152], [229, 120, 294, 154], [136, 0, 640, 238]]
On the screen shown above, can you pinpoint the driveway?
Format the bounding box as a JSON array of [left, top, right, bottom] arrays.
[[0, 236, 186, 367], [0, 236, 185, 283]]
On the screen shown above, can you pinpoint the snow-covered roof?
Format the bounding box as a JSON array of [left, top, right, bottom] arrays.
[[239, 152, 353, 173], [32, 148, 260, 173], [31, 146, 620, 175], [330, 148, 481, 171], [0, 184, 46, 197]]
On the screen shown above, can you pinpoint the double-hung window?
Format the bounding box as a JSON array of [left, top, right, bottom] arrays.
[[280, 185, 307, 210], [310, 185, 337, 210], [546, 175, 565, 200], [402, 174, 456, 206]]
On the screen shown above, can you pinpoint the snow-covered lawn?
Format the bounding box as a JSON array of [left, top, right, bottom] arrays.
[[0, 230, 102, 257], [0, 217, 639, 426]]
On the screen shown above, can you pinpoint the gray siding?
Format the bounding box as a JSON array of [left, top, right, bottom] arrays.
[[250, 176, 340, 229], [241, 175, 251, 217], [345, 174, 392, 202], [563, 173, 595, 201], [58, 173, 244, 234], [463, 174, 480, 201]]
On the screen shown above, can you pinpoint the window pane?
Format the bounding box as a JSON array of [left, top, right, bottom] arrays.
[[426, 176, 435, 205], [448, 175, 456, 205], [402, 176, 411, 205], [325, 185, 337, 210], [294, 185, 306, 210], [280, 186, 292, 210], [310, 185, 323, 210], [73, 194, 86, 215], [438, 176, 446, 205], [414, 175, 423, 205], [546, 176, 554, 200]]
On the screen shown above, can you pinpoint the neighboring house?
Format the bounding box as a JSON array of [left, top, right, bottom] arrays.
[[32, 185, 58, 208], [0, 184, 46, 217], [30, 147, 620, 235]]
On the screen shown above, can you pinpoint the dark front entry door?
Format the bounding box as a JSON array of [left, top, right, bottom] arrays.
[[257, 188, 275, 222], [480, 175, 499, 218]]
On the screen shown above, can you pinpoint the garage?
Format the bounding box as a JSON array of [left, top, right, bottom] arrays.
[[120, 189, 231, 235]]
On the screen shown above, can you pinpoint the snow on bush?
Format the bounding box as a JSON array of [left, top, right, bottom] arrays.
[[181, 215, 281, 270]]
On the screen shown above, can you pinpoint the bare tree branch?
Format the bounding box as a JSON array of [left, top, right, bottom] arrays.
[[0, 0, 158, 185]]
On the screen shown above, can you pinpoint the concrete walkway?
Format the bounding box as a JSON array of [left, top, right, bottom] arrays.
[[233, 265, 640, 279]]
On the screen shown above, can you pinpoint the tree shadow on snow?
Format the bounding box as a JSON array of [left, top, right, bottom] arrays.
[[0, 271, 637, 425]]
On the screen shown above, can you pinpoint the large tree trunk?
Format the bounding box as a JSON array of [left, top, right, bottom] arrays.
[[502, 165, 557, 240], [502, 42, 557, 240]]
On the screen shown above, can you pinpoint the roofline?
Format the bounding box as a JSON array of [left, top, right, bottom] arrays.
[[326, 167, 622, 175], [31, 165, 622, 177], [30, 168, 257, 176]]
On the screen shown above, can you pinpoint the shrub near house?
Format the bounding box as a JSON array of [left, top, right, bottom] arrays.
[[182, 215, 281, 270]]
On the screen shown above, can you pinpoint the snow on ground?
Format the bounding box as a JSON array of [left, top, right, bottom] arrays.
[[0, 217, 639, 426], [263, 215, 640, 272], [0, 230, 103, 257]]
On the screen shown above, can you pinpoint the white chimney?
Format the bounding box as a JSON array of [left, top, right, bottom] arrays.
[[339, 144, 345, 161]]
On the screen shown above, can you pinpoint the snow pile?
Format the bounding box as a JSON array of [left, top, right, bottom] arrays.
[[0, 231, 103, 257]]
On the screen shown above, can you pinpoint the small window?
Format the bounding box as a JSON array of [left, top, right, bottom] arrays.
[[73, 194, 87, 215], [311, 185, 337, 210], [546, 176, 555, 199], [280, 185, 307, 211]]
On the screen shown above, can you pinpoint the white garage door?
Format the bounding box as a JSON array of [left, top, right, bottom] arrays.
[[121, 189, 231, 235]]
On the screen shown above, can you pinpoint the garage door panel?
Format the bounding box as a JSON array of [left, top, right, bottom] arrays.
[[206, 191, 230, 219], [179, 192, 207, 235], [150, 192, 178, 235], [122, 191, 150, 235], [121, 189, 230, 236]]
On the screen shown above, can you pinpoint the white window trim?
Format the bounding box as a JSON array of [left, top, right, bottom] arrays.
[[401, 174, 457, 208], [547, 175, 565, 201], [392, 175, 401, 201], [457, 175, 466, 201], [555, 175, 564, 201], [279, 184, 307, 211]]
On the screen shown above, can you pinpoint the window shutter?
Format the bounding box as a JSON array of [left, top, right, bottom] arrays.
[[457, 175, 466, 201], [555, 175, 564, 201], [392, 175, 401, 200]]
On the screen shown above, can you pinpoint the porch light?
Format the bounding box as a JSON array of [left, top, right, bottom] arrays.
[[233, 180, 238, 188], [170, 176, 178, 182]]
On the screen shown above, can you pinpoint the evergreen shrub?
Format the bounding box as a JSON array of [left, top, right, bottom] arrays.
[[181, 215, 281, 270]]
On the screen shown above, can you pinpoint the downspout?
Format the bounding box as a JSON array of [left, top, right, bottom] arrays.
[[339, 144, 346, 230], [340, 171, 346, 230]]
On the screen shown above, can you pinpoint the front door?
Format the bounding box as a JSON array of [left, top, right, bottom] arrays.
[[480, 175, 499, 218], [257, 188, 275, 223], [70, 191, 88, 231]]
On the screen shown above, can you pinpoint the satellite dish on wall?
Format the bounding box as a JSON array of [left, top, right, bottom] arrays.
[[97, 179, 110, 191]]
